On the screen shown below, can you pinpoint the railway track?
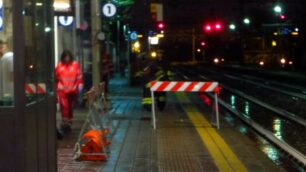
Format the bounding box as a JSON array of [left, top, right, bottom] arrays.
[[173, 66, 306, 168]]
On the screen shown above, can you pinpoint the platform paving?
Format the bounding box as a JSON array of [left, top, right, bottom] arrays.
[[57, 76, 285, 172]]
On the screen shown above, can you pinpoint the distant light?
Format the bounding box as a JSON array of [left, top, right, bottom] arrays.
[[132, 41, 141, 53], [259, 61, 264, 66], [200, 41, 206, 46], [221, 58, 225, 62], [272, 40, 277, 47], [291, 32, 299, 36], [53, 1, 71, 11], [213, 58, 219, 64], [44, 27, 51, 32], [273, 32, 278, 36], [204, 24, 213, 32], [295, 28, 299, 32], [137, 34, 143, 38], [229, 24, 236, 30], [36, 2, 43, 6], [280, 15, 286, 20], [156, 34, 164, 38], [197, 49, 201, 52], [157, 22, 165, 29], [274, 5, 282, 13], [151, 51, 157, 58], [289, 61, 293, 65], [215, 22, 223, 31], [243, 18, 250, 25], [149, 36, 159, 45], [133, 41, 140, 49], [29, 65, 34, 69], [280, 58, 286, 64], [161, 30, 164, 34]]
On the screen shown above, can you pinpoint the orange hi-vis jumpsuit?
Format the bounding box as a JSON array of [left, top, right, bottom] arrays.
[[55, 61, 83, 124]]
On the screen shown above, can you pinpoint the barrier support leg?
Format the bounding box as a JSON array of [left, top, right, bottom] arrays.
[[214, 93, 220, 130], [151, 91, 156, 130]]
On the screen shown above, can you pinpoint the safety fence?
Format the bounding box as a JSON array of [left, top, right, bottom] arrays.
[[150, 81, 220, 130]]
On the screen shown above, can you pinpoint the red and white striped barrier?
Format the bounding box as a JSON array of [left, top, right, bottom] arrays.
[[150, 81, 220, 92], [25, 83, 47, 94], [149, 81, 220, 130]]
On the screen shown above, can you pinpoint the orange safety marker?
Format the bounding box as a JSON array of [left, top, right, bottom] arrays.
[[25, 83, 47, 94]]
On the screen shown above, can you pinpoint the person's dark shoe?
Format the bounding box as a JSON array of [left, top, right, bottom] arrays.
[[57, 129, 63, 140], [61, 124, 72, 134]]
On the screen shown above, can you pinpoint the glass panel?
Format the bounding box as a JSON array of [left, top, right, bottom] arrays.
[[0, 0, 14, 106], [23, 0, 54, 104]]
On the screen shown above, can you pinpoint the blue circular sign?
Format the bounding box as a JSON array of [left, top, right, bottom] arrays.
[[58, 16, 74, 26], [129, 31, 138, 41]]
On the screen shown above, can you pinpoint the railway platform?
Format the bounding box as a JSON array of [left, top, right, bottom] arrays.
[[57, 76, 285, 172]]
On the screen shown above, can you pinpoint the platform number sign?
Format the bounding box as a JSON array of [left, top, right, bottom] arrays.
[[102, 3, 117, 18], [58, 16, 74, 27], [0, 0, 3, 31]]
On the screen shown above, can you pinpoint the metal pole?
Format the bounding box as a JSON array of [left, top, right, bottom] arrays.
[[214, 92, 220, 129], [127, 40, 131, 84], [117, 19, 120, 73], [192, 28, 196, 62], [72, 20, 77, 59], [91, 0, 101, 86], [151, 91, 156, 130], [54, 16, 59, 65]]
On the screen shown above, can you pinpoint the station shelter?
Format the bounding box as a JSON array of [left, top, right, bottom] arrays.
[[0, 0, 56, 171]]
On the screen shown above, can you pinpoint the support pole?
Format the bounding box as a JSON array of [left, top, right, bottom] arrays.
[[151, 91, 156, 130], [192, 28, 196, 62], [54, 16, 59, 66], [116, 19, 121, 73], [91, 0, 101, 86], [214, 92, 220, 130]]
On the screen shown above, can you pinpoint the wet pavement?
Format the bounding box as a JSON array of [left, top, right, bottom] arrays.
[[57, 76, 285, 172]]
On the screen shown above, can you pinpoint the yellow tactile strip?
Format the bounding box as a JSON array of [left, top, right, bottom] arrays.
[[176, 93, 248, 172]]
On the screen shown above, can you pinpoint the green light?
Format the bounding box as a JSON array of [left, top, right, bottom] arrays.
[[274, 5, 282, 13], [229, 24, 236, 30], [243, 18, 250, 25]]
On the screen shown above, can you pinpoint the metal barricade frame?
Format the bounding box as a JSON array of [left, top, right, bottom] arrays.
[[73, 82, 113, 161], [150, 81, 220, 130]]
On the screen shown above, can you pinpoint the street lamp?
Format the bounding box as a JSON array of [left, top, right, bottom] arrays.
[[280, 58, 286, 65], [229, 24, 236, 30], [243, 18, 250, 25], [274, 5, 282, 13]]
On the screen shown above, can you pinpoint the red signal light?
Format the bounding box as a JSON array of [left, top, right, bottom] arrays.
[[204, 24, 212, 32], [280, 14, 286, 20], [204, 22, 223, 33], [157, 22, 165, 29], [215, 22, 223, 31]]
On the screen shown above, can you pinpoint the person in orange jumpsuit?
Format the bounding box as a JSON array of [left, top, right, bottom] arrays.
[[56, 50, 83, 133]]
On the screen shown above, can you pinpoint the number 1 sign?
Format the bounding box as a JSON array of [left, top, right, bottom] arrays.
[[102, 3, 117, 18]]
